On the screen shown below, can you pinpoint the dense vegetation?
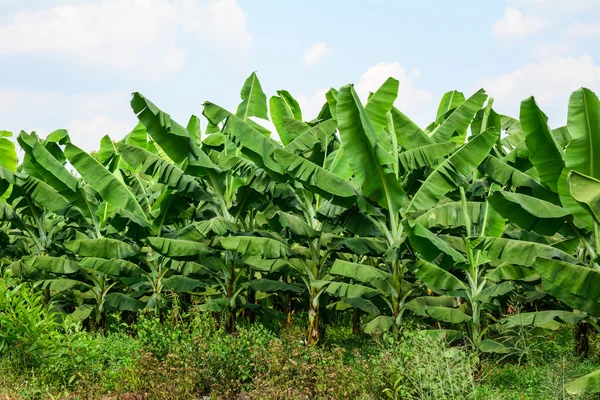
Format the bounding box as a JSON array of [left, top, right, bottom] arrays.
[[2, 73, 600, 398]]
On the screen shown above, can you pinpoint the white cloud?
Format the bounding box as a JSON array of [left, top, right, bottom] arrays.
[[0, 0, 251, 78], [568, 21, 600, 38], [514, 0, 600, 13], [297, 89, 329, 121], [492, 7, 549, 39], [530, 41, 572, 58], [297, 62, 434, 126], [0, 89, 137, 152], [66, 116, 133, 152], [477, 54, 600, 125], [303, 43, 331, 68]]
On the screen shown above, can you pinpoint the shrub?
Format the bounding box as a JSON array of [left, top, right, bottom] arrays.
[[0, 274, 56, 368], [377, 331, 479, 400]]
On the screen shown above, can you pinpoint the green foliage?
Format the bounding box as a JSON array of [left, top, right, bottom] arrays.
[[4, 73, 600, 395]]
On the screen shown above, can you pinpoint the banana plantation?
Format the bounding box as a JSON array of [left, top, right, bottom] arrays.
[[2, 73, 600, 394]]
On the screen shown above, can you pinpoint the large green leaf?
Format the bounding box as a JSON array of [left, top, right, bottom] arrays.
[[488, 191, 569, 235], [163, 275, 206, 292], [245, 279, 303, 294], [364, 315, 394, 334], [18, 255, 80, 274], [568, 171, 600, 224], [220, 236, 291, 258], [330, 260, 391, 284], [535, 257, 600, 316], [492, 310, 584, 333], [65, 144, 149, 226], [406, 128, 499, 213], [486, 263, 539, 282], [564, 88, 600, 178], [398, 142, 456, 172], [405, 221, 466, 264], [131, 93, 190, 165], [271, 148, 356, 207], [364, 77, 399, 133], [337, 84, 404, 212], [104, 293, 145, 311], [565, 369, 600, 394], [270, 90, 302, 145], [414, 201, 503, 237], [425, 306, 471, 324], [17, 131, 78, 192], [435, 90, 465, 125], [269, 211, 318, 238], [65, 239, 139, 259], [14, 175, 84, 221], [236, 72, 268, 121], [520, 96, 564, 192], [390, 108, 433, 150], [173, 217, 239, 240], [414, 259, 467, 294], [406, 296, 457, 316], [79, 257, 144, 277], [118, 143, 209, 201], [0, 132, 16, 200], [483, 156, 557, 202], [0, 131, 17, 173], [147, 237, 211, 258], [472, 237, 578, 266], [429, 89, 487, 144]]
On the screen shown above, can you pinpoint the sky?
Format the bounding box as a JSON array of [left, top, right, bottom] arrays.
[[1, 0, 599, 156]]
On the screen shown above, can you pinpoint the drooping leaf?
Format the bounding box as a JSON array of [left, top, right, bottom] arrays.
[[364, 315, 394, 334], [65, 239, 139, 259], [65, 144, 149, 226], [147, 237, 211, 259], [413, 259, 467, 294], [535, 257, 600, 317], [220, 236, 291, 258], [488, 191, 569, 235], [104, 293, 145, 311], [79, 257, 144, 277], [565, 369, 600, 394], [18, 255, 80, 274], [425, 306, 471, 324], [330, 260, 391, 284], [131, 93, 191, 165], [568, 171, 600, 224], [118, 143, 209, 201], [471, 237, 578, 266], [405, 221, 466, 264]]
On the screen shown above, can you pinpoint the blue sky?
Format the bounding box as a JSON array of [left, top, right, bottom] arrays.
[[1, 0, 599, 154]]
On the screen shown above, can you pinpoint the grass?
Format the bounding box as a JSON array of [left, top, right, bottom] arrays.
[[1, 309, 600, 399]]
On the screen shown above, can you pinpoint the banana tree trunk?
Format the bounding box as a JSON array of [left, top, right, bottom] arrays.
[[576, 321, 590, 358], [285, 295, 293, 328], [225, 268, 236, 334], [307, 290, 320, 345], [226, 307, 236, 334], [352, 309, 361, 335]]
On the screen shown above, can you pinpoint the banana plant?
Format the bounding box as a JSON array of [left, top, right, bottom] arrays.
[[326, 78, 495, 338], [481, 89, 600, 355]]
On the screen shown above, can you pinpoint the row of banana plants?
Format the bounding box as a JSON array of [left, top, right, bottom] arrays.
[[2, 74, 600, 392]]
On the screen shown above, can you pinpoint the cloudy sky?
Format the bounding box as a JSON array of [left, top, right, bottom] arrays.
[[1, 0, 599, 156]]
